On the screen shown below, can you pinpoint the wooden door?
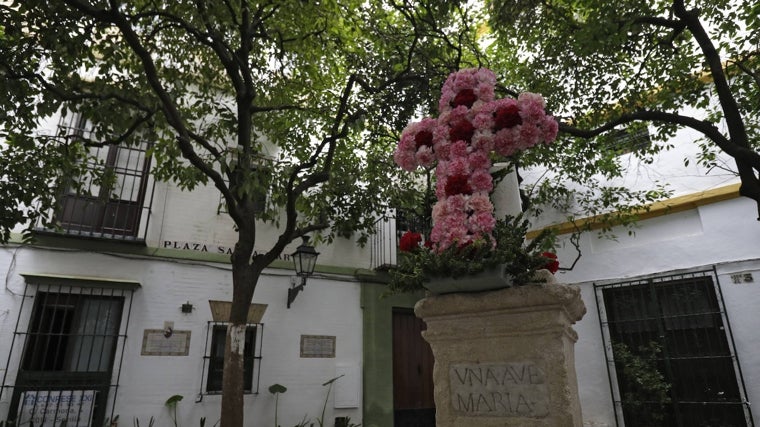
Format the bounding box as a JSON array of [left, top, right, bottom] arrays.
[[392, 308, 435, 427]]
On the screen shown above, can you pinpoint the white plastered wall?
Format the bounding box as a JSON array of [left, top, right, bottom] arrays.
[[547, 197, 760, 427], [0, 245, 363, 427]]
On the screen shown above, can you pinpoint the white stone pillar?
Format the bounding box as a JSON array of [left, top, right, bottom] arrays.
[[414, 274, 586, 427], [491, 163, 522, 219]]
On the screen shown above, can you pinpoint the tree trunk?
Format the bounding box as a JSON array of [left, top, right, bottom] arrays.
[[220, 266, 257, 427], [221, 322, 247, 427], [220, 221, 259, 427]]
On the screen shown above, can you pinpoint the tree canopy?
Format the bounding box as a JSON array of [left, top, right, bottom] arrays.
[[487, 0, 760, 224], [1, 0, 434, 243]]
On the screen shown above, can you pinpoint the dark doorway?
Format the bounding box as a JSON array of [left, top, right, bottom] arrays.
[[392, 308, 435, 427]]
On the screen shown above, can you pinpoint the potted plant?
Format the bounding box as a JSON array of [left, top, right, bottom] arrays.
[[389, 214, 557, 294]]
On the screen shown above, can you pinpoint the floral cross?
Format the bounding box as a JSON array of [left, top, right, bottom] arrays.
[[393, 68, 558, 252]]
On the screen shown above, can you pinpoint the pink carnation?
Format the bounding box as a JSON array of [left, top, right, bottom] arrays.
[[393, 149, 418, 172], [468, 151, 490, 170], [541, 115, 559, 143], [474, 82, 495, 103], [438, 68, 497, 114], [517, 92, 545, 110], [446, 194, 467, 211], [472, 112, 493, 129], [433, 139, 451, 160], [471, 131, 495, 153], [432, 200, 447, 221], [415, 146, 436, 168], [394, 118, 439, 171], [449, 141, 469, 159], [469, 169, 493, 193], [429, 226, 444, 246], [467, 193, 493, 213], [448, 156, 469, 176], [470, 211, 496, 233], [435, 161, 449, 178], [435, 178, 447, 199], [518, 123, 541, 150], [493, 127, 520, 156]]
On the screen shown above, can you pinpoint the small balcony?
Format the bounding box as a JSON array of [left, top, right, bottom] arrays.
[[37, 115, 155, 242], [370, 209, 430, 270]]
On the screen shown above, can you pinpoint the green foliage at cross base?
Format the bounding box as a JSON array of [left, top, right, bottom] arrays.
[[387, 215, 556, 294]]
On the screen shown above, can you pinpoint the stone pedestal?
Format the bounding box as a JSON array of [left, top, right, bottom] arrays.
[[414, 272, 586, 427]]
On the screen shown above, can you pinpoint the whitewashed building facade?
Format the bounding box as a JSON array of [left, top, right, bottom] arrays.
[[0, 114, 370, 427]]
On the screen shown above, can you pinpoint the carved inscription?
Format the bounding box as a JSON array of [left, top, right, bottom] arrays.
[[449, 362, 549, 418]]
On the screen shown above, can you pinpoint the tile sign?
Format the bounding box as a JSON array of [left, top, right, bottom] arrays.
[[300, 335, 336, 358], [141, 329, 191, 356]]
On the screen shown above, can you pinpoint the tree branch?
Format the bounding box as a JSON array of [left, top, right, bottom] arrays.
[[631, 15, 685, 30], [560, 109, 760, 170], [259, 74, 361, 267], [672, 0, 760, 215], [0, 67, 156, 116], [731, 54, 760, 93], [62, 0, 238, 224]]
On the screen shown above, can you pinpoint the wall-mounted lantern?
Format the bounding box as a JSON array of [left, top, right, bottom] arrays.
[[287, 236, 319, 309]]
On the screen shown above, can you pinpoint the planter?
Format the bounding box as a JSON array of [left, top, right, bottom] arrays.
[[423, 264, 513, 295]]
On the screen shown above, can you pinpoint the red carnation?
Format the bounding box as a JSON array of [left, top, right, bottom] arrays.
[[494, 104, 522, 130], [444, 174, 472, 196], [451, 89, 477, 108], [399, 231, 423, 252], [541, 252, 559, 274], [414, 130, 434, 149], [449, 119, 475, 144]]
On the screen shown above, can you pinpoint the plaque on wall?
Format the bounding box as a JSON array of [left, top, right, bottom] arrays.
[[141, 329, 191, 356], [300, 335, 336, 358]]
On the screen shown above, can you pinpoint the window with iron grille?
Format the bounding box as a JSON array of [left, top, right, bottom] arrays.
[[604, 127, 651, 155], [1, 276, 136, 427], [216, 153, 272, 216], [50, 113, 154, 240], [595, 270, 753, 427], [216, 177, 267, 216], [202, 322, 262, 394]]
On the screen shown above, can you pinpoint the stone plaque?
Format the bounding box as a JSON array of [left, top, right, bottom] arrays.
[[141, 329, 191, 356], [449, 362, 549, 418], [300, 335, 336, 358]]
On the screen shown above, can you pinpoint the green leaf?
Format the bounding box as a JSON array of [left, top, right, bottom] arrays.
[[268, 384, 288, 395], [165, 395, 183, 406]]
